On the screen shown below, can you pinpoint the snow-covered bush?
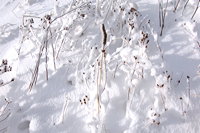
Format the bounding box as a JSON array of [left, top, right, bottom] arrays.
[[2, 0, 198, 132]]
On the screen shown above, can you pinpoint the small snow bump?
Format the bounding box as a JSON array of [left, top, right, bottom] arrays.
[[151, 68, 156, 76]]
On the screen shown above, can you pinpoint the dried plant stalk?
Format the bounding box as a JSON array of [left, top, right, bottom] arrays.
[[191, 0, 200, 19], [96, 24, 107, 118]]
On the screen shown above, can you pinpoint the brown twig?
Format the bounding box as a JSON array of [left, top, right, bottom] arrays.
[[96, 24, 108, 118]]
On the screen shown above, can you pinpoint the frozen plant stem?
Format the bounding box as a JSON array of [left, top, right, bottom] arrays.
[[51, 2, 88, 24], [182, 0, 190, 14], [28, 3, 90, 90], [60, 97, 70, 123], [174, 0, 181, 12], [158, 0, 168, 36], [0, 98, 12, 123], [131, 62, 138, 81], [51, 42, 56, 70], [0, 79, 15, 88], [1, 98, 12, 115], [102, 24, 107, 46], [179, 97, 184, 115], [0, 112, 11, 123], [56, 33, 67, 59], [96, 0, 101, 17], [103, 0, 113, 22], [29, 27, 50, 90], [29, 45, 45, 91], [160, 93, 166, 110], [45, 29, 49, 81], [191, 0, 200, 19], [176, 73, 183, 87], [0, 127, 7, 133], [186, 76, 190, 104], [96, 24, 107, 118]]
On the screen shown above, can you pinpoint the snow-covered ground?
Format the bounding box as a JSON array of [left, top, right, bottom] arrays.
[[0, 0, 200, 132]]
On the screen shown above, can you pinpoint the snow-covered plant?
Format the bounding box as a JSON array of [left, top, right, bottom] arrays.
[[191, 0, 200, 19], [15, 0, 199, 132], [158, 0, 169, 36], [0, 97, 12, 132], [0, 59, 14, 87], [19, 1, 90, 90]]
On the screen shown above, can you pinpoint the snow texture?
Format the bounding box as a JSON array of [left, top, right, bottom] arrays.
[[0, 0, 200, 133]]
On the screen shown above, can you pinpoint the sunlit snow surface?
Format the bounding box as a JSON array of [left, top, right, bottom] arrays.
[[0, 0, 200, 133]]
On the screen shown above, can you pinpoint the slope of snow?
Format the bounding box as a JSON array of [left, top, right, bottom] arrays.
[[0, 0, 199, 133]]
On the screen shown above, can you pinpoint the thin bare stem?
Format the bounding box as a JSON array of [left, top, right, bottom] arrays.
[[56, 33, 67, 59], [158, 1, 162, 27], [0, 112, 11, 123], [174, 0, 181, 12], [191, 0, 200, 19], [0, 79, 14, 88], [182, 0, 190, 14], [45, 30, 49, 81], [159, 0, 169, 36], [96, 24, 108, 118], [29, 45, 45, 91], [51, 2, 88, 25]]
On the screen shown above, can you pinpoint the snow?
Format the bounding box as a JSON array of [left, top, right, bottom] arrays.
[[0, 0, 200, 133]]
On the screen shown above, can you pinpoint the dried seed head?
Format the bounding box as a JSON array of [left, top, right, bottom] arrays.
[[157, 84, 164, 88], [30, 18, 34, 23], [134, 56, 138, 60], [2, 60, 7, 65], [80, 14, 85, 17], [64, 27, 69, 30], [130, 8, 136, 12], [45, 15, 51, 21]]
